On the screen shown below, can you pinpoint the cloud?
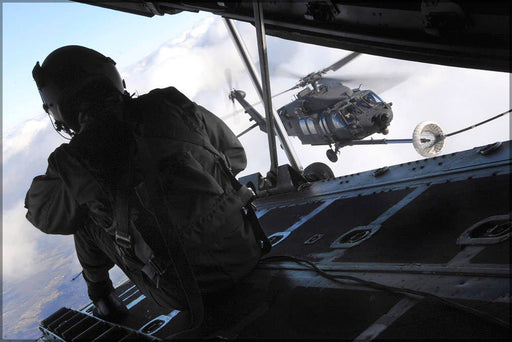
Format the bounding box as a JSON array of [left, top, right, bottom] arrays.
[[2, 116, 64, 213], [122, 17, 248, 100], [3, 115, 50, 163], [2, 201, 41, 281], [1, 112, 75, 285]]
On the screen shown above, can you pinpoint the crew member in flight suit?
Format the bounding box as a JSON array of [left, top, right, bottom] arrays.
[[25, 45, 266, 323]]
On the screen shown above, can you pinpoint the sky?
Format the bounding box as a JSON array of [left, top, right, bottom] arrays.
[[1, 1, 510, 339]]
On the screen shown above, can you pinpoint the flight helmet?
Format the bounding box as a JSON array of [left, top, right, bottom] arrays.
[[32, 45, 125, 133]]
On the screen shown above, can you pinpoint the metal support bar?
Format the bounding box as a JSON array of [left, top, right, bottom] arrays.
[[252, 2, 278, 175], [224, 15, 303, 174], [224, 18, 263, 97]]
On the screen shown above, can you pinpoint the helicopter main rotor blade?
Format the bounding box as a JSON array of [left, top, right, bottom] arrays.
[[273, 85, 299, 97], [367, 74, 409, 94], [321, 52, 361, 73], [323, 73, 410, 94], [276, 52, 361, 89], [318, 76, 360, 85], [276, 66, 305, 80]]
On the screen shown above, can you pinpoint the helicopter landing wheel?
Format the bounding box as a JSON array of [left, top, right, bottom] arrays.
[[326, 149, 338, 163], [304, 162, 335, 182]]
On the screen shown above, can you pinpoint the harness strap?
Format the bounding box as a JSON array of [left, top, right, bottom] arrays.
[[111, 149, 167, 290], [113, 157, 133, 250], [135, 133, 204, 339]]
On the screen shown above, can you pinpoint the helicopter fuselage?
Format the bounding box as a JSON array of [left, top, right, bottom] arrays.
[[277, 81, 393, 148]]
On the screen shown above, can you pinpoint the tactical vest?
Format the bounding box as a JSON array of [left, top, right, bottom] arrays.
[[110, 87, 270, 312]]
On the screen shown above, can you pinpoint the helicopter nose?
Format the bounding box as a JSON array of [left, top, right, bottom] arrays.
[[381, 113, 392, 123], [374, 113, 392, 125]]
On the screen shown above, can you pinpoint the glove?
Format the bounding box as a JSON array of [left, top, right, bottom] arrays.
[[84, 275, 128, 321], [93, 291, 129, 322]]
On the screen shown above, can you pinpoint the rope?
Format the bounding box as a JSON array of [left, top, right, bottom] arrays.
[[445, 109, 512, 138], [259, 255, 510, 329]]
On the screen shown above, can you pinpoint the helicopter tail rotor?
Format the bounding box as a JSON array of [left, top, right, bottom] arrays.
[[225, 69, 247, 125], [225, 69, 233, 90], [412, 121, 445, 157], [225, 69, 236, 104]]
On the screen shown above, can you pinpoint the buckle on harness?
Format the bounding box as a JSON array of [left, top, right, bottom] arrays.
[[147, 256, 167, 289], [149, 256, 167, 276], [244, 201, 257, 212], [115, 231, 132, 249], [237, 186, 255, 206]]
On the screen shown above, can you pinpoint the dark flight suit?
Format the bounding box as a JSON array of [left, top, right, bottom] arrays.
[[25, 87, 262, 310]]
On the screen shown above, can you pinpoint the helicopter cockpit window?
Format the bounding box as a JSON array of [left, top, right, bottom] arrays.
[[356, 99, 371, 109], [341, 105, 358, 125], [331, 111, 346, 129], [364, 92, 384, 104], [345, 104, 361, 115]]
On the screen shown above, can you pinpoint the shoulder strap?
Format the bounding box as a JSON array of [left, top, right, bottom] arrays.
[[113, 156, 134, 249]]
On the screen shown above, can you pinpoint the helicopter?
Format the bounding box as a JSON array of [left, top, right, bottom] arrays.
[[228, 52, 446, 163]]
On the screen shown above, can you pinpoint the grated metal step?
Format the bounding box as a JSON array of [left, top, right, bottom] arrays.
[[39, 307, 159, 342]]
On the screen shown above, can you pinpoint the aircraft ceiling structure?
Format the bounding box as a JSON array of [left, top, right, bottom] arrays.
[[76, 0, 510, 73]]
